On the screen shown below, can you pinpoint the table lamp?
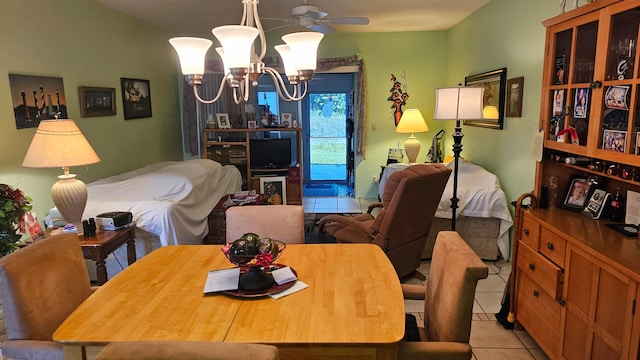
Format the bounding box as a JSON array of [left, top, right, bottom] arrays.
[[22, 119, 100, 231], [433, 85, 484, 230], [395, 109, 429, 163]]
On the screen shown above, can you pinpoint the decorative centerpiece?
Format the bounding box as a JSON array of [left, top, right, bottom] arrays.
[[221, 233, 286, 291]]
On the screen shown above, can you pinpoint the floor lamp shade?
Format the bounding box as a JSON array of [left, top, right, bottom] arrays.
[[395, 109, 429, 163], [22, 119, 100, 227]]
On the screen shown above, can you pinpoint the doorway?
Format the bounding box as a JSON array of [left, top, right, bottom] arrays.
[[301, 73, 354, 197]]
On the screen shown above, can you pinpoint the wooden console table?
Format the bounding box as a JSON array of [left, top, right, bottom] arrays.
[[78, 225, 137, 285]]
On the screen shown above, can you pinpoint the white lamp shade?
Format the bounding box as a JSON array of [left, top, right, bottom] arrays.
[[274, 44, 298, 77], [215, 47, 230, 75], [282, 32, 324, 71], [434, 87, 484, 120], [212, 25, 259, 69], [22, 119, 100, 168], [169, 37, 213, 75], [396, 109, 429, 134]]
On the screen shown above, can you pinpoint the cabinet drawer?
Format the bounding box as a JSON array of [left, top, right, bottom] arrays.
[[516, 271, 562, 357], [520, 215, 540, 250], [540, 227, 566, 268], [517, 242, 563, 299]]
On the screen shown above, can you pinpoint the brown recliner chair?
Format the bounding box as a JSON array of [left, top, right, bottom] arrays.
[[318, 163, 451, 279], [400, 231, 488, 360], [0, 233, 93, 360], [95, 341, 279, 360]]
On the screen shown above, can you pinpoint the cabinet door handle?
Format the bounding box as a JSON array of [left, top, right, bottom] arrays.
[[590, 80, 602, 88], [533, 290, 539, 297], [547, 242, 554, 250], [524, 229, 529, 236], [529, 263, 535, 270], [559, 299, 565, 306]]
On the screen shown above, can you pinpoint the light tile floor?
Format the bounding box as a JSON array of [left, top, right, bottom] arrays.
[[303, 196, 551, 360]]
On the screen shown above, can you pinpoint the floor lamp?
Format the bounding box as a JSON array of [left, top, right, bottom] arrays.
[[22, 119, 101, 233], [433, 85, 484, 231]]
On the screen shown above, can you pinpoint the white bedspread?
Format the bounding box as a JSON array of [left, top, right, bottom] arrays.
[[379, 160, 513, 257], [83, 159, 242, 246]]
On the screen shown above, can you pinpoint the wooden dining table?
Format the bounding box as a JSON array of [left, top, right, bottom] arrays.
[[53, 243, 405, 360]]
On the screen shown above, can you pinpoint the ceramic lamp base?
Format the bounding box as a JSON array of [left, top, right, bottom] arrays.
[[404, 135, 421, 163], [51, 173, 87, 232]]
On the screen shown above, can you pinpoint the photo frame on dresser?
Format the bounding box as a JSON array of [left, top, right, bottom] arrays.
[[260, 176, 287, 205], [561, 175, 596, 212]]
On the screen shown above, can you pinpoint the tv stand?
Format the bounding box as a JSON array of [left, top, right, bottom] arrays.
[[202, 128, 302, 204]]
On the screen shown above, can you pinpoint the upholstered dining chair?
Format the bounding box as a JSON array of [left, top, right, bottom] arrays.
[[225, 205, 305, 244], [317, 163, 451, 279], [400, 231, 488, 360], [94, 341, 279, 360], [0, 232, 93, 360]]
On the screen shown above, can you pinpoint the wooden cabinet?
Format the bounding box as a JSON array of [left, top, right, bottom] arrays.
[[515, 209, 640, 359], [515, 4, 640, 356], [202, 128, 303, 205]]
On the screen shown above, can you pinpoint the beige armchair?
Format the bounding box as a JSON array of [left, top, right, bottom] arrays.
[[95, 341, 279, 360], [400, 231, 488, 360], [225, 205, 305, 244], [0, 233, 93, 360], [318, 164, 451, 279]]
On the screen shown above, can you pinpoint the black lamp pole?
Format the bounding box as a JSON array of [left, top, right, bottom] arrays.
[[451, 120, 463, 231]]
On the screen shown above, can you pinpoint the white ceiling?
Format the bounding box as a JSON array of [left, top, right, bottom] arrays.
[[92, 0, 491, 37]]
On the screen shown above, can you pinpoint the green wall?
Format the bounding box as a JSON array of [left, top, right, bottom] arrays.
[[0, 0, 184, 218]]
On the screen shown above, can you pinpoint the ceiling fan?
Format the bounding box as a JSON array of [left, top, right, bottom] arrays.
[[264, 1, 369, 34]]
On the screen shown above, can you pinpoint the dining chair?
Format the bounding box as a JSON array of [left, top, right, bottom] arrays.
[[94, 341, 279, 360], [225, 205, 304, 244], [317, 163, 451, 279], [0, 232, 93, 360], [400, 231, 488, 360]]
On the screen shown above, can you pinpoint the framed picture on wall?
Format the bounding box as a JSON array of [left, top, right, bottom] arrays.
[[9, 74, 68, 129], [79, 86, 116, 117], [120, 78, 152, 120], [464, 67, 507, 129], [260, 176, 287, 205], [505, 77, 524, 117]]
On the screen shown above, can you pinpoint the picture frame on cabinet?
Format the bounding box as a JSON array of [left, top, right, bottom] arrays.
[[217, 113, 231, 129], [260, 176, 287, 205], [121, 78, 152, 120], [604, 85, 630, 110], [636, 133, 640, 155], [561, 175, 596, 212], [573, 88, 589, 119], [464, 67, 507, 130], [248, 120, 257, 129], [602, 129, 626, 153], [505, 77, 524, 117], [79, 86, 116, 117]]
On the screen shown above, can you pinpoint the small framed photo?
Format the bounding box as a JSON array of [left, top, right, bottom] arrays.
[[121, 78, 152, 120], [573, 88, 589, 119], [248, 120, 257, 129], [605, 85, 629, 110], [636, 132, 640, 155], [217, 113, 231, 129], [259, 176, 287, 205], [79, 86, 116, 117], [281, 113, 292, 127], [505, 77, 524, 117], [602, 129, 627, 153], [561, 175, 595, 212]]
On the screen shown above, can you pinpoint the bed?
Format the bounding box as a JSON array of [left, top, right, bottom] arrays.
[[379, 159, 513, 260], [79, 159, 242, 279]]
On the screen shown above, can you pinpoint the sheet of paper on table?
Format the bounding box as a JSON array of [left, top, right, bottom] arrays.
[[203, 267, 240, 294], [271, 266, 297, 285], [626, 190, 640, 225]]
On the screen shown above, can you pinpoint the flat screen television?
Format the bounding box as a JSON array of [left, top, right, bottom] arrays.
[[249, 138, 291, 169]]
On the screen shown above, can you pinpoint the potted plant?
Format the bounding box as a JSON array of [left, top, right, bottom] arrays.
[[0, 184, 32, 256]]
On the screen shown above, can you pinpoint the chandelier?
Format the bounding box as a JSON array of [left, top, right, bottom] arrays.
[[169, 0, 324, 104]]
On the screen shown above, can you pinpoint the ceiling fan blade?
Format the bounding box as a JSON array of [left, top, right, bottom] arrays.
[[305, 9, 328, 20], [328, 17, 369, 25], [309, 23, 335, 34], [265, 23, 297, 33]]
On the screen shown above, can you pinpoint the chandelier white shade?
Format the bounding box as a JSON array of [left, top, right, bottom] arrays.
[[433, 87, 484, 121], [169, 0, 324, 104], [22, 119, 100, 231], [395, 109, 429, 164]]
